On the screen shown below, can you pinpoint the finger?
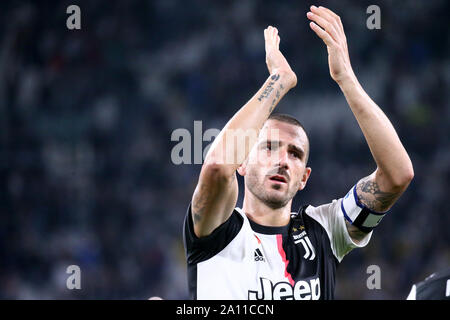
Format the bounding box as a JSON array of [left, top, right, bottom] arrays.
[[319, 6, 340, 21], [274, 28, 279, 48], [314, 6, 349, 60], [318, 6, 346, 37], [307, 11, 339, 42], [268, 27, 276, 47], [311, 6, 343, 39], [309, 21, 336, 47], [265, 27, 273, 43], [264, 28, 270, 52], [267, 26, 274, 40], [267, 26, 278, 48]]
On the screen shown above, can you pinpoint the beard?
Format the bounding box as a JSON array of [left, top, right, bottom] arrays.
[[245, 166, 300, 209]]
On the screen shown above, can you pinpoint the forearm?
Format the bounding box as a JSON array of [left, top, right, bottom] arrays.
[[338, 76, 414, 188], [204, 71, 294, 175], [306, 5, 413, 188]]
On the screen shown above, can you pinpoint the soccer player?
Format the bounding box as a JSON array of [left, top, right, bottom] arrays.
[[407, 268, 450, 300], [183, 6, 414, 300]]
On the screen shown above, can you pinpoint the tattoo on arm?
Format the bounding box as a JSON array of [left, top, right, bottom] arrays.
[[192, 183, 208, 225], [269, 97, 277, 113], [258, 74, 285, 115], [268, 89, 281, 113], [345, 220, 368, 240], [193, 212, 202, 224], [258, 74, 280, 102], [356, 176, 398, 212], [267, 90, 284, 118]]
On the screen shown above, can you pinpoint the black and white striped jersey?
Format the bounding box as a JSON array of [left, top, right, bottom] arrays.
[[407, 268, 450, 300], [183, 193, 372, 300]]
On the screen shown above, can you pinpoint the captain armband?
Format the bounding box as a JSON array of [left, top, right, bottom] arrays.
[[340, 185, 387, 233]]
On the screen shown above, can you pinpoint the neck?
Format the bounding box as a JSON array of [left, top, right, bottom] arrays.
[[242, 188, 292, 227]]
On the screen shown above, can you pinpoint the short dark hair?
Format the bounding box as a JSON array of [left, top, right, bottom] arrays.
[[267, 113, 310, 164]]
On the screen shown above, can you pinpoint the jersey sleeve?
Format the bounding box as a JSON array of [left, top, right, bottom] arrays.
[[183, 203, 243, 264], [304, 195, 373, 263]]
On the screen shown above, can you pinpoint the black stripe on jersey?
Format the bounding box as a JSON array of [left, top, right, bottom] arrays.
[[284, 208, 339, 300]]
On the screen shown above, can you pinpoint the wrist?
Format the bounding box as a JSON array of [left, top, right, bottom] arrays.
[[337, 72, 359, 92], [272, 68, 297, 90]]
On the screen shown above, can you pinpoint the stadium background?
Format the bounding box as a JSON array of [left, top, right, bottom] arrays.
[[0, 0, 448, 299]]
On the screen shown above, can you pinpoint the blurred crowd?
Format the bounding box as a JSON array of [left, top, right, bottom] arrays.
[[0, 0, 448, 299]]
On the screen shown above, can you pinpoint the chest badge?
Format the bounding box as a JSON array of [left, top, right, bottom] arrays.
[[292, 225, 315, 261]]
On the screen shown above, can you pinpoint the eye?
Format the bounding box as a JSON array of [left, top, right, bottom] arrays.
[[290, 151, 301, 159]]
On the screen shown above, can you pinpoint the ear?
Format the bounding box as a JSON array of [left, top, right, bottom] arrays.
[[298, 167, 312, 191], [237, 160, 247, 176]]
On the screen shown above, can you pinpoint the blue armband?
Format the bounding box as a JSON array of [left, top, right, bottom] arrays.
[[340, 185, 387, 233]]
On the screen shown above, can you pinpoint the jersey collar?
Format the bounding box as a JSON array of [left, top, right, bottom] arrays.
[[247, 216, 290, 235]]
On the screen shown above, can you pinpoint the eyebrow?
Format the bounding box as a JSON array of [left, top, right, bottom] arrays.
[[288, 143, 305, 159], [259, 140, 306, 159]]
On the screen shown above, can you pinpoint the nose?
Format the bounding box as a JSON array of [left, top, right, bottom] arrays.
[[275, 148, 289, 170]]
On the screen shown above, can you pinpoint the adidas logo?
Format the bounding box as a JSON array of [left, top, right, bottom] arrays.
[[254, 248, 265, 262]]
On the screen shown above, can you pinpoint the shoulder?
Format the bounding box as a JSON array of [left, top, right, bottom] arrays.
[[303, 199, 342, 232], [301, 198, 373, 262], [183, 203, 245, 264]]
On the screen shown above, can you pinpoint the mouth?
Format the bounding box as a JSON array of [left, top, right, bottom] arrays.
[[268, 174, 288, 184]]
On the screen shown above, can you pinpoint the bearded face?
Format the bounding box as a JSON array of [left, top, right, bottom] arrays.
[[240, 120, 311, 209]]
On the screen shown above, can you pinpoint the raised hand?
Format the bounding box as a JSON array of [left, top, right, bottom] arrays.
[[264, 26, 297, 89], [307, 6, 355, 84]]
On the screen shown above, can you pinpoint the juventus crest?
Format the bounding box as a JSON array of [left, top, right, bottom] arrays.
[[291, 209, 316, 261]]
